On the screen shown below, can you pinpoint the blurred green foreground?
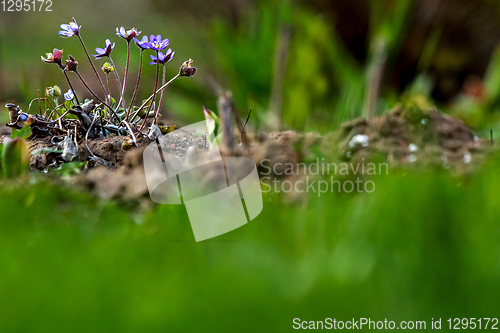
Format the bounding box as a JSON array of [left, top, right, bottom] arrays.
[[1, 154, 500, 331]]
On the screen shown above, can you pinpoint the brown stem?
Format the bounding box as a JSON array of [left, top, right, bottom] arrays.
[[139, 51, 160, 131], [120, 41, 131, 112], [126, 49, 144, 121], [63, 71, 80, 105], [75, 71, 119, 122], [129, 73, 180, 124], [77, 33, 108, 100], [109, 56, 127, 112], [154, 65, 166, 125]]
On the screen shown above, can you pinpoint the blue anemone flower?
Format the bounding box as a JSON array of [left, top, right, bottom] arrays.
[[59, 18, 80, 38], [18, 113, 29, 122], [148, 35, 169, 51], [92, 39, 115, 60], [149, 49, 175, 65], [133, 36, 150, 50], [64, 89, 74, 101], [116, 26, 141, 41]]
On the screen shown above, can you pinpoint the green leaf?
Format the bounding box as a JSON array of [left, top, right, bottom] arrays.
[[31, 147, 63, 156], [0, 142, 3, 173], [159, 125, 176, 135], [64, 100, 74, 110], [51, 161, 87, 177], [11, 126, 32, 140], [1, 137, 29, 178]]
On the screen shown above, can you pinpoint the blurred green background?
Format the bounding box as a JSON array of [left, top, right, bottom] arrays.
[[1, 0, 500, 331]]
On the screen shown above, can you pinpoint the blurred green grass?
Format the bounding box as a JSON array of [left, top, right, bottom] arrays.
[[1, 153, 500, 331]]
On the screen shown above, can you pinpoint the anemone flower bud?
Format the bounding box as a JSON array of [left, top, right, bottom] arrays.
[[64, 55, 78, 72], [41, 48, 64, 69], [46, 86, 61, 98], [159, 125, 176, 135], [102, 62, 114, 74], [179, 59, 197, 77], [203, 105, 218, 135], [121, 137, 135, 151], [22, 114, 37, 126], [52, 85, 61, 97], [116, 26, 141, 41]]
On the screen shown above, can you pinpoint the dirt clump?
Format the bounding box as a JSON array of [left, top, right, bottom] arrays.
[[329, 105, 492, 171]]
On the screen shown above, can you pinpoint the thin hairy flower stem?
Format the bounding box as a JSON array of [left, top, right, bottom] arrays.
[[75, 71, 119, 122], [47, 110, 72, 123], [76, 33, 108, 98], [120, 41, 131, 111], [37, 90, 42, 115], [153, 65, 166, 125], [109, 56, 127, 112], [120, 120, 137, 146], [106, 73, 111, 114], [47, 103, 65, 120], [129, 73, 180, 124], [126, 49, 144, 121], [85, 114, 99, 158], [139, 50, 160, 131], [99, 106, 105, 131], [63, 71, 80, 105], [28, 97, 47, 114]]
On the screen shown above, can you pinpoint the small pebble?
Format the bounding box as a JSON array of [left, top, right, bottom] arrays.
[[349, 134, 369, 148], [170, 144, 175, 149], [464, 151, 472, 164]]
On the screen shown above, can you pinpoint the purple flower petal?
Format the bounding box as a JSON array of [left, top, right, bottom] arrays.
[[59, 31, 73, 37], [59, 20, 79, 38], [64, 89, 74, 101], [69, 22, 79, 32]]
